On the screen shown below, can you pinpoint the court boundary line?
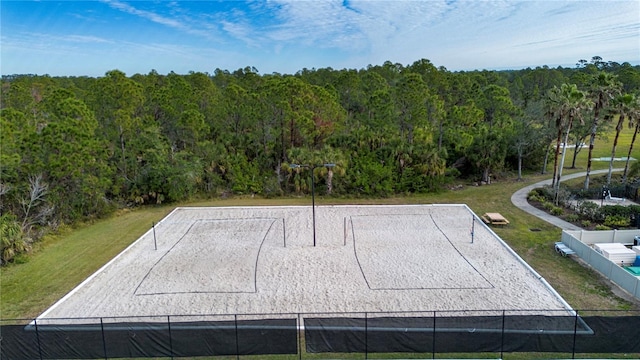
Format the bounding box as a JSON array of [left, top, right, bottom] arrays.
[[134, 217, 280, 296], [352, 213, 495, 291]]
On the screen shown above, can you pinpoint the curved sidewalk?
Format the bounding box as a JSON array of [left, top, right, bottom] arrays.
[[511, 169, 623, 231]]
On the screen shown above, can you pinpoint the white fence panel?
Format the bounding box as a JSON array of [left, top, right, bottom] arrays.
[[610, 265, 640, 296], [580, 230, 613, 244], [562, 230, 640, 300], [590, 250, 614, 277], [614, 230, 640, 245], [564, 230, 581, 240], [570, 238, 592, 261], [577, 229, 640, 245]]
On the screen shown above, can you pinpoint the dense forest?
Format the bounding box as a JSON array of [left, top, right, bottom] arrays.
[[1, 56, 640, 263]]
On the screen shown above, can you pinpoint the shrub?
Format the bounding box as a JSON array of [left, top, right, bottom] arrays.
[[581, 220, 592, 228], [527, 192, 541, 202], [595, 224, 611, 230], [603, 215, 631, 228], [543, 202, 555, 211], [444, 167, 461, 179], [629, 205, 640, 215], [551, 206, 563, 216], [0, 214, 32, 265], [598, 205, 632, 219], [577, 201, 600, 221], [262, 176, 283, 198], [529, 187, 546, 197], [538, 186, 555, 202], [532, 185, 572, 206], [565, 214, 580, 223], [555, 186, 573, 207], [529, 186, 554, 202]]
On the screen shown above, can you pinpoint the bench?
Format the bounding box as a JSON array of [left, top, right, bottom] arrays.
[[481, 212, 510, 226], [555, 242, 575, 257], [604, 190, 625, 203]]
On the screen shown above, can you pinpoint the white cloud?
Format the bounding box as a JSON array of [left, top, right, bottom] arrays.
[[65, 35, 113, 44], [2, 0, 638, 76], [100, 0, 221, 42], [96, 0, 640, 71], [101, 0, 184, 28]]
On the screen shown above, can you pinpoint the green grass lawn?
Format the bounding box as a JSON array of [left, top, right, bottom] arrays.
[[2, 128, 640, 320]]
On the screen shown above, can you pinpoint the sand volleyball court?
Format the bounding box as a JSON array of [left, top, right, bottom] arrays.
[[38, 205, 573, 321]]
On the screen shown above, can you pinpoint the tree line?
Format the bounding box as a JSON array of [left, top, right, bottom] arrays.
[[1, 56, 639, 263]]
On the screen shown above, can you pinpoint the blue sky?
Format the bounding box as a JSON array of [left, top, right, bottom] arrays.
[[1, 0, 639, 76]]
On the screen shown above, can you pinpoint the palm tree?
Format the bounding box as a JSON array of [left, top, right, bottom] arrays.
[[622, 94, 640, 183], [547, 84, 591, 203], [609, 93, 640, 184], [0, 213, 29, 264], [316, 145, 347, 195], [622, 114, 640, 184], [584, 72, 621, 189], [285, 147, 314, 193], [285, 146, 346, 196]]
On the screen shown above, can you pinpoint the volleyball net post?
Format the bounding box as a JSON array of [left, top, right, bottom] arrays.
[[471, 216, 475, 244], [153, 222, 157, 250], [343, 217, 347, 246]]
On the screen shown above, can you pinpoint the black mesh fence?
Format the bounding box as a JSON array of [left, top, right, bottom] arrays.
[[1, 316, 298, 359], [574, 312, 640, 354], [303, 312, 591, 354], [2, 310, 639, 359]]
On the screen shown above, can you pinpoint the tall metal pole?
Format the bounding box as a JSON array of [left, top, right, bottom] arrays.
[[153, 222, 157, 250], [291, 163, 334, 248], [471, 216, 475, 244], [311, 166, 316, 247]]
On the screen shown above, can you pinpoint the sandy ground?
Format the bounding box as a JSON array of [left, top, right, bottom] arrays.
[[38, 205, 573, 322]]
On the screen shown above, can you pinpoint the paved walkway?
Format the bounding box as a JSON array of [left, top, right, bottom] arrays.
[[510, 169, 623, 231]]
